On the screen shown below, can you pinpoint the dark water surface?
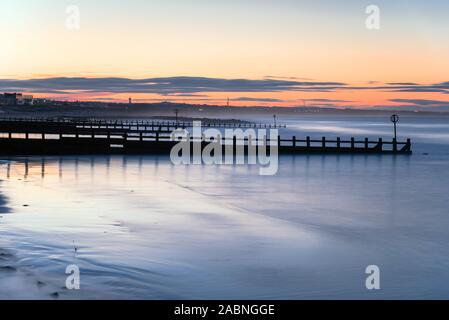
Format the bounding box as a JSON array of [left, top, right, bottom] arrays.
[[0, 114, 448, 299]]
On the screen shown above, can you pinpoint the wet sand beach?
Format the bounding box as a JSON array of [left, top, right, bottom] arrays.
[[0, 115, 449, 299]]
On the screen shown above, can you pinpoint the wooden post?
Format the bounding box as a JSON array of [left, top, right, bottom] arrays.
[[365, 138, 369, 150], [293, 136, 296, 147], [322, 137, 326, 148], [306, 136, 311, 148], [217, 134, 222, 155], [351, 137, 355, 149], [337, 137, 341, 148]]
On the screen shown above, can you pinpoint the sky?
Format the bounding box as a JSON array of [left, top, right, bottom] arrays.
[[1, 0, 449, 109]]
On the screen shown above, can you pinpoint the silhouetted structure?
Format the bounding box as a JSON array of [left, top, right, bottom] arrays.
[[391, 114, 399, 151], [0, 118, 412, 156]]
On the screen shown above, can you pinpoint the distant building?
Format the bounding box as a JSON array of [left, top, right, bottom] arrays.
[[18, 94, 34, 106], [0, 93, 33, 106], [0, 93, 19, 105]]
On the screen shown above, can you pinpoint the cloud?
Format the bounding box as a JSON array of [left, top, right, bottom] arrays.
[[234, 97, 285, 103], [162, 93, 210, 97], [321, 81, 449, 94], [133, 98, 215, 102], [386, 82, 420, 86], [374, 99, 449, 111], [389, 99, 449, 106], [1, 77, 448, 99], [305, 98, 353, 103], [0, 76, 347, 95], [381, 82, 449, 93], [388, 88, 449, 93], [264, 75, 315, 81]]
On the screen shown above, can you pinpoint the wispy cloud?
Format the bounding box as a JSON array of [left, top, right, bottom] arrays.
[[234, 97, 285, 103], [264, 75, 315, 81], [0, 77, 347, 95], [370, 99, 449, 111], [1, 77, 449, 108], [380, 82, 449, 93], [305, 98, 354, 103], [162, 93, 210, 98], [389, 99, 449, 106], [386, 82, 420, 86], [2, 76, 449, 95]]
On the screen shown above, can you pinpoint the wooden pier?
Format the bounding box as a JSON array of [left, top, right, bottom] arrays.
[[0, 117, 287, 131], [0, 118, 412, 156]]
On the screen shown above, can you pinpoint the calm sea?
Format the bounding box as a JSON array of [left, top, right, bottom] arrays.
[[0, 114, 448, 299]]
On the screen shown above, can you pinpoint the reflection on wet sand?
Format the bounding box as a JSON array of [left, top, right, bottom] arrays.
[[1, 156, 330, 299], [1, 165, 61, 299], [0, 150, 448, 299], [0, 113, 449, 299], [1, 156, 166, 180]]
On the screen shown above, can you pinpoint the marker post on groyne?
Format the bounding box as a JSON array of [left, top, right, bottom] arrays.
[[391, 114, 399, 152]]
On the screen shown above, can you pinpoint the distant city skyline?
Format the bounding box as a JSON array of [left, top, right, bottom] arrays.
[[1, 0, 449, 109]]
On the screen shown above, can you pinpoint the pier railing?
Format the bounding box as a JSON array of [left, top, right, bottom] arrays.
[[0, 117, 287, 130]]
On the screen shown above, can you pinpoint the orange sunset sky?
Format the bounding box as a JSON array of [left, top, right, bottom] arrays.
[[1, 0, 449, 109]]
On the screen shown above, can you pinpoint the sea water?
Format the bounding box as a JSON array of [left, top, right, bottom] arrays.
[[0, 114, 448, 299]]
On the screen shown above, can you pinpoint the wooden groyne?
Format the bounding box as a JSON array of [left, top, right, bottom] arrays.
[[0, 118, 412, 156]]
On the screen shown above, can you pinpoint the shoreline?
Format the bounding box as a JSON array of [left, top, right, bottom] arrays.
[[0, 174, 62, 300], [0, 117, 448, 299]]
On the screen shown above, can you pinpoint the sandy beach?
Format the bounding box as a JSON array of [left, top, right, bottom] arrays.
[[0, 170, 61, 299], [0, 114, 449, 299]]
